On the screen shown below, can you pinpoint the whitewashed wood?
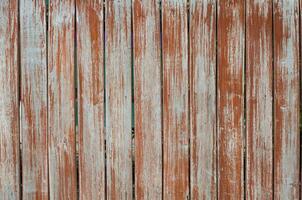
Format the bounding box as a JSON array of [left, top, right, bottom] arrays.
[[0, 1, 20, 199], [76, 0, 106, 199], [189, 0, 217, 199], [162, 0, 189, 199], [48, 1, 77, 199], [273, 1, 300, 199], [105, 0, 132, 199], [246, 1, 273, 199], [20, 1, 48, 199], [133, 0, 162, 199]]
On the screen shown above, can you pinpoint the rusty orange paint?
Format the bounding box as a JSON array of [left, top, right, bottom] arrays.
[[217, 0, 244, 199], [246, 1, 273, 199], [273, 1, 300, 199], [48, 1, 77, 199], [162, 1, 189, 199], [76, 0, 105, 199], [20, 0, 48, 199], [0, 1, 301, 198], [105, 1, 132, 199], [133, 0, 162, 199], [189, 0, 217, 199], [0, 0, 20, 199]]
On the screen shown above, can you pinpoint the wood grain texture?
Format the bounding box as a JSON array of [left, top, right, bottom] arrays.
[[76, 1, 105, 199], [217, 0, 244, 199], [0, 1, 20, 199], [48, 1, 77, 199], [273, 1, 300, 199], [162, 1, 189, 199], [246, 1, 273, 199], [189, 0, 217, 199], [133, 0, 162, 199], [20, 1, 48, 199], [105, 0, 132, 199]]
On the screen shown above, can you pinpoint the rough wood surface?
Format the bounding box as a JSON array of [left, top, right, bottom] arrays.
[[133, 0, 162, 199], [105, 0, 132, 199], [20, 1, 48, 199], [76, 0, 105, 199], [246, 1, 273, 199], [0, 1, 20, 199], [162, 1, 189, 199], [189, 0, 217, 199], [217, 0, 244, 199], [0, 2, 301, 199], [273, 1, 300, 199], [47, 1, 77, 199]]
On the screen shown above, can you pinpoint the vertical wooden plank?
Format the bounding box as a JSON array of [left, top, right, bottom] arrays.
[[273, 0, 300, 199], [133, 0, 162, 199], [246, 1, 273, 199], [189, 0, 217, 199], [300, 3, 302, 200], [76, 1, 105, 200], [20, 1, 48, 199], [217, 0, 244, 199], [76, 1, 105, 199], [162, 1, 189, 199], [0, 1, 20, 199], [105, 0, 132, 199], [48, 1, 77, 199]]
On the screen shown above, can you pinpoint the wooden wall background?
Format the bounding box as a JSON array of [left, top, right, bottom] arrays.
[[0, 0, 301, 199]]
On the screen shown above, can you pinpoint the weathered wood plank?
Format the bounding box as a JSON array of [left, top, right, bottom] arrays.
[[20, 1, 48, 199], [246, 1, 273, 199], [217, 0, 244, 199], [189, 0, 217, 199], [0, 1, 20, 199], [273, 1, 300, 199], [105, 0, 132, 199], [162, 1, 189, 199], [76, 0, 105, 199], [48, 1, 77, 199], [133, 0, 162, 199]]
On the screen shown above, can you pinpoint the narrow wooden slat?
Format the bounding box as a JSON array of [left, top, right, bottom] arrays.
[[105, 0, 132, 199], [189, 0, 217, 199], [273, 0, 300, 199], [48, 1, 77, 199], [76, 1, 105, 199], [162, 1, 189, 199], [133, 0, 162, 199], [20, 1, 48, 199], [217, 0, 244, 199], [246, 1, 273, 199], [0, 1, 20, 199]]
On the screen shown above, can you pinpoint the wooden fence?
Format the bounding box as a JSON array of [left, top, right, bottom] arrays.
[[0, 0, 301, 199]]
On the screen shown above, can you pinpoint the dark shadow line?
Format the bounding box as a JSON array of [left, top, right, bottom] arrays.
[[17, 0, 22, 199], [159, 1, 164, 199], [272, 1, 275, 199], [130, 0, 135, 199], [103, 1, 107, 199], [215, 0, 218, 199], [187, 1, 191, 199], [243, 1, 247, 199]]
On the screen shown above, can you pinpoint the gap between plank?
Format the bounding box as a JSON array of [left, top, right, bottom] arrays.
[[103, 0, 107, 199], [243, 1, 247, 199], [74, 0, 79, 199], [186, 0, 191, 199], [272, 1, 275, 198], [17, 0, 22, 198], [130, 0, 135, 199]]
